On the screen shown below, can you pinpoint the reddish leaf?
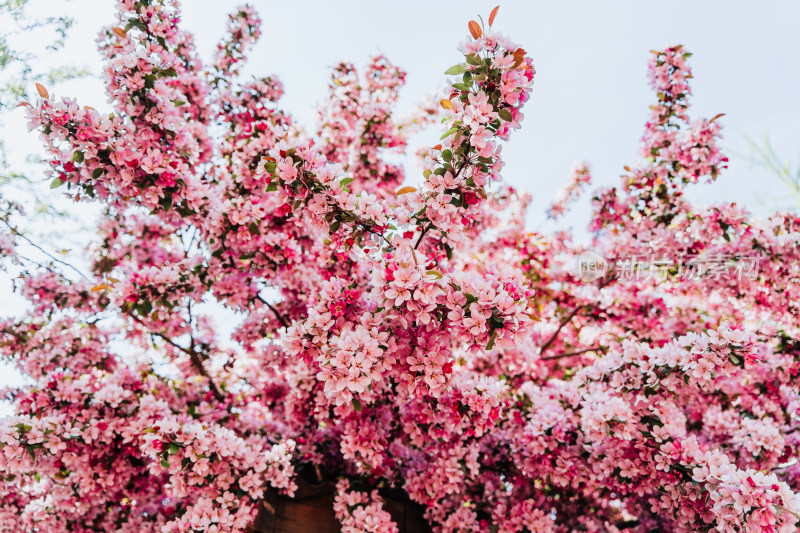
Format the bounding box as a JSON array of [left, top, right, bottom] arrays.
[[112, 27, 127, 38], [35, 83, 49, 99], [489, 6, 499, 27], [440, 99, 454, 110], [468, 20, 482, 39]]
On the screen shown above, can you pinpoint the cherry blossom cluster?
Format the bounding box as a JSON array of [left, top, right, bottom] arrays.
[[333, 479, 399, 533], [3, 2, 799, 532], [409, 29, 535, 246], [546, 162, 591, 219], [213, 6, 262, 77]]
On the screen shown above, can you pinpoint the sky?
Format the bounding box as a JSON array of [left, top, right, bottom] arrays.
[[6, 0, 800, 226], [1, 1, 799, 404]]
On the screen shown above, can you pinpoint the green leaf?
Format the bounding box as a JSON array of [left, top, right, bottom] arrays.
[[352, 398, 362, 412], [452, 82, 470, 92], [339, 177, 355, 188], [91, 168, 103, 179], [486, 332, 497, 350], [444, 64, 467, 75], [167, 443, 180, 455], [264, 161, 277, 173], [265, 181, 278, 192], [50, 177, 64, 189], [71, 151, 84, 163], [444, 243, 453, 260], [159, 195, 173, 212], [442, 149, 453, 162], [465, 54, 481, 66], [160, 458, 170, 468], [498, 108, 513, 122], [440, 127, 459, 140], [124, 18, 147, 33]]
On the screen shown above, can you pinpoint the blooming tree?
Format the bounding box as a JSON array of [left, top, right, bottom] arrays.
[[1, 2, 799, 532]]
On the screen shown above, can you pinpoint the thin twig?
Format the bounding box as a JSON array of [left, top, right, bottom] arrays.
[[539, 305, 584, 355], [413, 223, 431, 250], [541, 346, 604, 361], [2, 219, 90, 281], [185, 226, 199, 255], [539, 275, 616, 355], [256, 295, 290, 329], [128, 313, 225, 402]]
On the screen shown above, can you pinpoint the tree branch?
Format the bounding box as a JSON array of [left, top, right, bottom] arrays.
[[539, 274, 616, 356], [1, 219, 90, 281], [128, 313, 225, 402], [540, 346, 604, 361], [256, 295, 290, 329], [413, 223, 431, 250], [539, 304, 584, 355]]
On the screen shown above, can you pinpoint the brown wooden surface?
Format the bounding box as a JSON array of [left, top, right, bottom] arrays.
[[248, 478, 432, 533]]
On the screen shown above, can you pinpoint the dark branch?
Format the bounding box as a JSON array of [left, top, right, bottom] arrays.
[[541, 346, 604, 361], [539, 274, 617, 355], [413, 223, 431, 250], [539, 304, 584, 355], [257, 295, 290, 329], [2, 219, 90, 281], [128, 313, 225, 402]]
